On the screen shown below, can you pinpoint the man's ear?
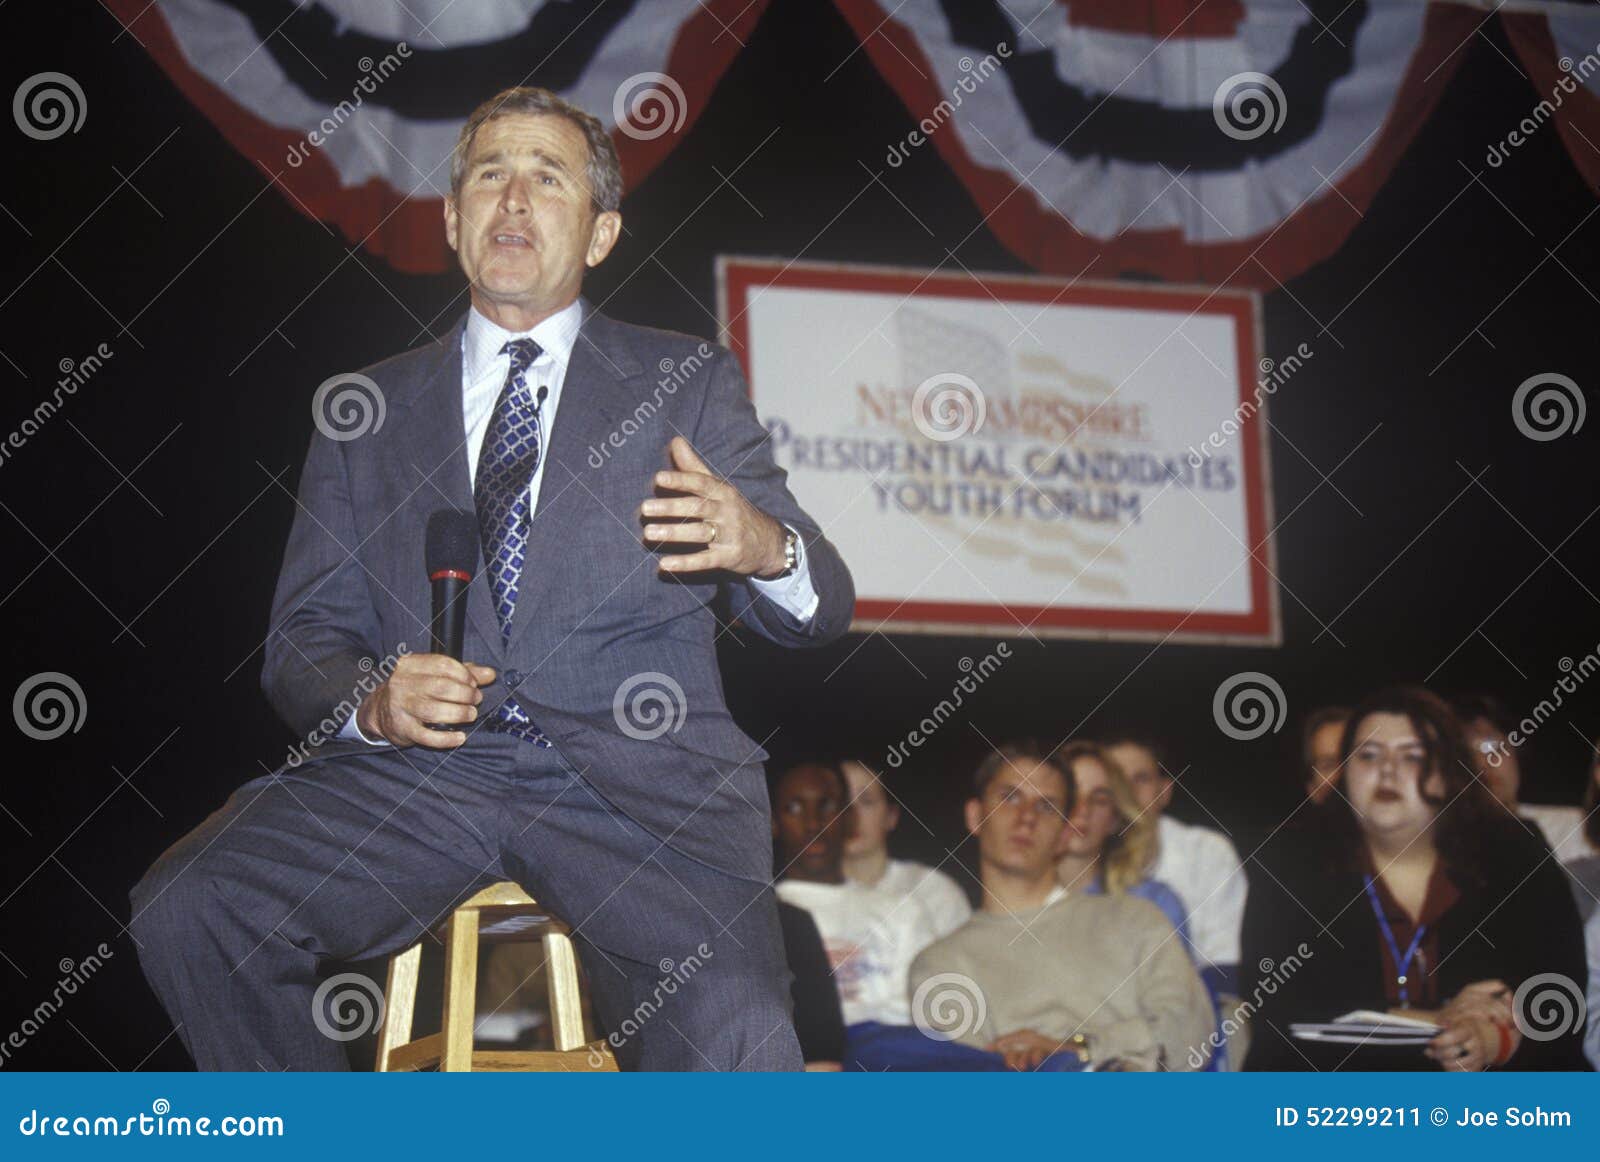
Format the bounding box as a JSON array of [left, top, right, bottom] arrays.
[[886, 802, 901, 833], [443, 197, 460, 253], [586, 209, 621, 268], [964, 797, 982, 837]]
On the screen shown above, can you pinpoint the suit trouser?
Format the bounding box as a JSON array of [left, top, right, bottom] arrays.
[[127, 730, 801, 1071]]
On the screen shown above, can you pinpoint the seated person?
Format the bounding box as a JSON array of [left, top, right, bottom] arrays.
[[776, 900, 846, 1068], [1243, 686, 1589, 1071], [1250, 707, 1347, 913], [903, 742, 1214, 1071], [770, 762, 944, 1034], [1587, 907, 1600, 1070], [1301, 705, 1351, 806], [1458, 695, 1600, 919], [840, 758, 971, 939], [1572, 735, 1600, 922], [1055, 741, 1191, 950], [1105, 733, 1246, 995]]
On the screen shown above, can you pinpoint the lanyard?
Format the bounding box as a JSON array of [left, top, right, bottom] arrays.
[[1364, 876, 1427, 1007]]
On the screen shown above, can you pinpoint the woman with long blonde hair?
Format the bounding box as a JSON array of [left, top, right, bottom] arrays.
[[1054, 741, 1192, 951]]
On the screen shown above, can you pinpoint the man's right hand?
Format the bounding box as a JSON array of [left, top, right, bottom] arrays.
[[355, 653, 497, 749], [987, 1029, 1061, 1072]]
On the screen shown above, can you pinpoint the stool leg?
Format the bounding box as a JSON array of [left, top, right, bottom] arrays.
[[441, 907, 481, 1072], [375, 942, 422, 1071], [542, 930, 586, 1052]]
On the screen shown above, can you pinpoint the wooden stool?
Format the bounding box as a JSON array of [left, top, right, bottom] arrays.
[[375, 881, 617, 1072]]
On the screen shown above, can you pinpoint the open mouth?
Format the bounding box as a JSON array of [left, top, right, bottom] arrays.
[[492, 232, 533, 248]]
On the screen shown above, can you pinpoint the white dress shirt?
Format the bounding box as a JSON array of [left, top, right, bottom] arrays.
[[1520, 802, 1598, 865], [1149, 814, 1247, 972], [337, 299, 816, 743]]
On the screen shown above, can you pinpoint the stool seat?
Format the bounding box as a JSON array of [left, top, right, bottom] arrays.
[[374, 881, 617, 1072]]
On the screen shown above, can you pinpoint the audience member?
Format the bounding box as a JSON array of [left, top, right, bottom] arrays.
[[1301, 705, 1351, 806], [1454, 693, 1593, 863], [776, 900, 846, 1067], [770, 762, 944, 1032], [1563, 732, 1600, 921], [840, 759, 972, 938], [1105, 735, 1246, 994], [906, 743, 1214, 1071], [1586, 907, 1600, 1070], [1242, 687, 1588, 1070], [1055, 742, 1191, 948]]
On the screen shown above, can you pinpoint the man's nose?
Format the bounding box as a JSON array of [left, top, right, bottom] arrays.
[[499, 176, 529, 214]]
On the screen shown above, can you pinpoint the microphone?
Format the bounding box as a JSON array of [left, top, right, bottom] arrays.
[[425, 508, 478, 660]]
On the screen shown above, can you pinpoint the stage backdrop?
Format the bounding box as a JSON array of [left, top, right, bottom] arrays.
[[719, 259, 1279, 644]]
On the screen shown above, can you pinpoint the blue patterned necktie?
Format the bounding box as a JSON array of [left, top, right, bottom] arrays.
[[474, 336, 550, 747]]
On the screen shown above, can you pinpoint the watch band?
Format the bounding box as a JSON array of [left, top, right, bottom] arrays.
[[775, 526, 799, 578]]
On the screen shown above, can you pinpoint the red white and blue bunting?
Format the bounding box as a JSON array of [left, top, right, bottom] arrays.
[[106, 0, 768, 272], [109, 0, 1600, 284]]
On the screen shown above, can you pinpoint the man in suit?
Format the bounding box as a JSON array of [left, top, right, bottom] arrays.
[[128, 87, 854, 1071]]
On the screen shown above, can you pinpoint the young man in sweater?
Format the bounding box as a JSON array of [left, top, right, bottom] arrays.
[[909, 742, 1214, 1071]]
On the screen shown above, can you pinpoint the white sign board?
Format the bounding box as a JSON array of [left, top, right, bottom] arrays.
[[719, 258, 1278, 644]]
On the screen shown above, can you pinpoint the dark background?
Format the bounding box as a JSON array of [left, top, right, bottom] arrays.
[[1, 2, 1597, 1069]]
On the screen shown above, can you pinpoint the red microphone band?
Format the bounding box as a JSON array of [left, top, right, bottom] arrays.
[[429, 569, 472, 583]]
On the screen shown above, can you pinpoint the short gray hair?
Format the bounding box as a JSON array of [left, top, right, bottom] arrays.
[[449, 87, 623, 214]]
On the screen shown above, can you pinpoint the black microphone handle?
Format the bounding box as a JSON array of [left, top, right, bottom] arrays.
[[429, 575, 470, 660]]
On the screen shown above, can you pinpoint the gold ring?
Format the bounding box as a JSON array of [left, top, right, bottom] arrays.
[[705, 521, 719, 544]]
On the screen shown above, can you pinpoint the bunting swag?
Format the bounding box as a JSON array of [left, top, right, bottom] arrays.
[[833, 0, 1481, 287], [109, 0, 1597, 284], [106, 0, 768, 273], [1502, 7, 1600, 197]]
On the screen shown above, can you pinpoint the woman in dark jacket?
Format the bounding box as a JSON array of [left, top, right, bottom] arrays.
[[1243, 686, 1589, 1070]]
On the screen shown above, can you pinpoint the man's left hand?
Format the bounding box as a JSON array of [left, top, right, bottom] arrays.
[[641, 436, 788, 577]]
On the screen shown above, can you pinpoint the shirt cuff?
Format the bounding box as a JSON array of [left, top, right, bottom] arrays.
[[335, 708, 387, 746], [748, 526, 820, 623]]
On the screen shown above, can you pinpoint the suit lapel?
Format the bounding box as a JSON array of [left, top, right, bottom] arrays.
[[505, 306, 641, 657], [393, 315, 503, 665]]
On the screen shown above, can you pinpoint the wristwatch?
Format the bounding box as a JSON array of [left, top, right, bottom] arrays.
[[770, 526, 800, 579]]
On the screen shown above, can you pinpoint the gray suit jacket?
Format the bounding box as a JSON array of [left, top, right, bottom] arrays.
[[261, 301, 854, 879]]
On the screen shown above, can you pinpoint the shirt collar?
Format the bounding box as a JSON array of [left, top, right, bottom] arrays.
[[462, 297, 585, 384]]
